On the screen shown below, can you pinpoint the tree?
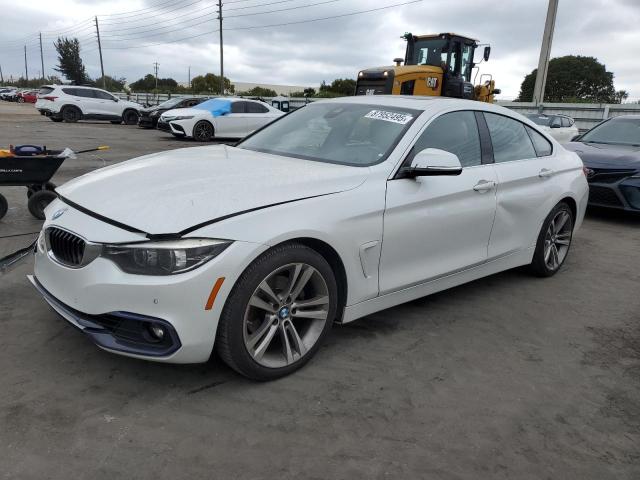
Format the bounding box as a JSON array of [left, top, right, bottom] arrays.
[[130, 74, 180, 92], [517, 55, 618, 103], [95, 75, 126, 92], [614, 90, 629, 104], [190, 73, 233, 94], [328, 78, 356, 96], [53, 37, 90, 85], [237, 86, 277, 97]]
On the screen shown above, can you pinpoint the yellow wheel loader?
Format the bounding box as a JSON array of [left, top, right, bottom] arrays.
[[355, 33, 500, 103]]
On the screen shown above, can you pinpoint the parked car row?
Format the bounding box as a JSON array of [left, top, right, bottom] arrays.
[[0, 87, 39, 103]]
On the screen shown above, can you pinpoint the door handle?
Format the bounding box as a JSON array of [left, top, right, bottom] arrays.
[[539, 168, 554, 178], [473, 180, 496, 192]]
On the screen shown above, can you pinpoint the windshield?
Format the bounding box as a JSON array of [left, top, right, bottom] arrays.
[[580, 117, 640, 146], [158, 97, 186, 109], [526, 114, 551, 126], [238, 103, 420, 166], [411, 38, 448, 68]]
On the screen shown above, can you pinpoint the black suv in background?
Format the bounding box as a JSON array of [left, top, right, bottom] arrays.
[[138, 97, 207, 128]]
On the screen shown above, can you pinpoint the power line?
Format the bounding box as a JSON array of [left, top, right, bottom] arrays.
[[225, 0, 299, 12], [98, 0, 198, 23], [225, 0, 341, 18], [99, 5, 217, 34], [100, 16, 216, 41], [97, 0, 187, 18]]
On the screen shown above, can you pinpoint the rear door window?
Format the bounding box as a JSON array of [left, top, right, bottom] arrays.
[[484, 112, 537, 163], [246, 102, 269, 113], [231, 102, 246, 114], [62, 88, 78, 96], [525, 126, 553, 157]]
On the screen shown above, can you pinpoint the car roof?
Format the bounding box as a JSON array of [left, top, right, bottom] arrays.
[[313, 95, 518, 115]]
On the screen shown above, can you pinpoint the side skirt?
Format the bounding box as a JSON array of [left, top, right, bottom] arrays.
[[342, 247, 535, 323]]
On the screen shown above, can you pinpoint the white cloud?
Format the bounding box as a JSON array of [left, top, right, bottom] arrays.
[[0, 0, 638, 100]]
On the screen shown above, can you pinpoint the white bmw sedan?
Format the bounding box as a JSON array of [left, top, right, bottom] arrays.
[[30, 96, 589, 380], [158, 97, 283, 141]]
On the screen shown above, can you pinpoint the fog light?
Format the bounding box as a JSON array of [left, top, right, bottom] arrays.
[[621, 185, 640, 209], [148, 323, 166, 341]]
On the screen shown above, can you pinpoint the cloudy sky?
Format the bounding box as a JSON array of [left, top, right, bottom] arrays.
[[1, 0, 638, 100]]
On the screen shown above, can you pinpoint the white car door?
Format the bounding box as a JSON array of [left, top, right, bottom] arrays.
[[67, 88, 100, 115], [379, 110, 498, 294], [93, 89, 122, 118], [482, 112, 560, 259], [215, 101, 249, 138]]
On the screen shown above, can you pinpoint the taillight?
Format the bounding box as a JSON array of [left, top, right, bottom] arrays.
[[42, 96, 58, 101]]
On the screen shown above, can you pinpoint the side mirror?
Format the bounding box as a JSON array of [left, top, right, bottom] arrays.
[[113, 97, 119, 102], [483, 46, 491, 62], [400, 148, 463, 179]]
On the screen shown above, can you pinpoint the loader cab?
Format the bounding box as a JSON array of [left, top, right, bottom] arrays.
[[405, 33, 479, 100]]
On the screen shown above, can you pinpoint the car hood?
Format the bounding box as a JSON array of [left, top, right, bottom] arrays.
[[56, 145, 369, 235], [564, 142, 640, 169], [161, 107, 204, 119]]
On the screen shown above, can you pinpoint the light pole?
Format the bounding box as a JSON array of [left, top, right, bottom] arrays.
[[533, 0, 559, 105]]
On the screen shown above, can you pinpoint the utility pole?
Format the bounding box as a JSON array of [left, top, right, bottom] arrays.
[[24, 45, 28, 82], [188, 66, 191, 90], [95, 16, 106, 89], [217, 0, 224, 95], [39, 32, 45, 81], [153, 62, 159, 90], [533, 0, 559, 105], [0, 64, 4, 84]]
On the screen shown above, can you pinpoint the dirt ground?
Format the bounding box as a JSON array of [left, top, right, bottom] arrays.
[[1, 102, 639, 479]]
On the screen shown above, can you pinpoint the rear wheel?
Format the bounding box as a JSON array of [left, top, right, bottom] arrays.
[[110, 120, 122, 125], [216, 243, 337, 381], [193, 120, 214, 142], [123, 110, 139, 125], [50, 117, 63, 123], [0, 194, 8, 220], [62, 106, 81, 123], [530, 202, 574, 277], [27, 190, 57, 220]]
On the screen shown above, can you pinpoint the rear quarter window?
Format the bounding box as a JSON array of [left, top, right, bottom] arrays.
[[526, 126, 553, 157], [38, 87, 55, 95]]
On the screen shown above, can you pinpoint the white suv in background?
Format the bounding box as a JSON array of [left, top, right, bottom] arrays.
[[35, 85, 142, 125], [525, 113, 579, 143]]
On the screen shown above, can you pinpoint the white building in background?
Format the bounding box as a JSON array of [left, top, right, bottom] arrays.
[[231, 82, 314, 95]]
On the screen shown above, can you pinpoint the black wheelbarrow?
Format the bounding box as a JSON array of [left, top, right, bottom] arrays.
[[0, 145, 109, 220]]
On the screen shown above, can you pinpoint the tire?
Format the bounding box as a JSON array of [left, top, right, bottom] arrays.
[[18, 97, 24, 103], [122, 110, 139, 125], [50, 117, 63, 123], [61, 106, 81, 123], [529, 202, 574, 277], [216, 243, 338, 381], [110, 120, 122, 125], [0, 194, 8, 220], [192, 120, 214, 142], [27, 190, 57, 220]]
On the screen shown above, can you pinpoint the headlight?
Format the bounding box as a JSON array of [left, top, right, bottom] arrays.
[[171, 115, 194, 121], [102, 238, 231, 275]]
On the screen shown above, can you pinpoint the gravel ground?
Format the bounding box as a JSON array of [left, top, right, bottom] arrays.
[[1, 102, 639, 480]]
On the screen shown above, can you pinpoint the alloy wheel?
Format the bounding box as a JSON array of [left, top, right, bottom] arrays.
[[543, 210, 572, 271], [193, 122, 213, 141], [243, 263, 330, 368]]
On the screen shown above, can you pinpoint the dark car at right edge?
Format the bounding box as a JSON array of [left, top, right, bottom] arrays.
[[564, 115, 640, 212]]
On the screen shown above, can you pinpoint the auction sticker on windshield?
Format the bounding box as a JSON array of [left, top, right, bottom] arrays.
[[365, 110, 413, 125]]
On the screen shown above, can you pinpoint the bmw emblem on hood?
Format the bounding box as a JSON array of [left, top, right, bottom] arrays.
[[52, 208, 68, 220]]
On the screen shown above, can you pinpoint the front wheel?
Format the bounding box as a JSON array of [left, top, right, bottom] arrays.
[[216, 243, 338, 381], [192, 120, 214, 142], [122, 110, 139, 125], [530, 202, 574, 277]]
